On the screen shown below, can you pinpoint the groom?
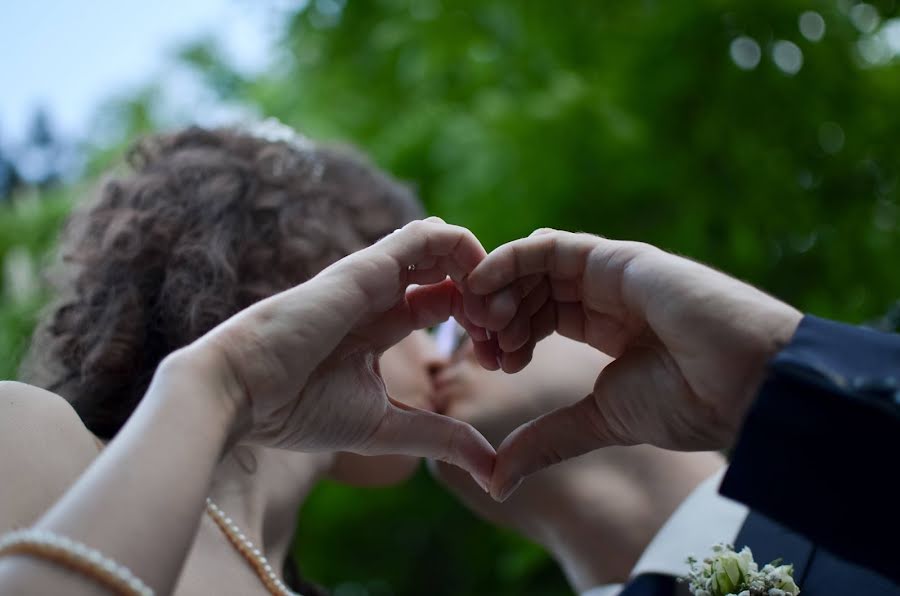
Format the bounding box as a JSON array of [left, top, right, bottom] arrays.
[[445, 229, 898, 595]]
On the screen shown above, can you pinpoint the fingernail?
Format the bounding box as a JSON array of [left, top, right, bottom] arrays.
[[497, 478, 522, 503], [474, 475, 490, 494], [495, 354, 503, 370]]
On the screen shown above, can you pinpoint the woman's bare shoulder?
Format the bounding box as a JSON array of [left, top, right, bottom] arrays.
[[0, 381, 100, 531]]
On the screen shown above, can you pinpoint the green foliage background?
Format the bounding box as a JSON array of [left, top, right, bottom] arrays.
[[2, 1, 899, 594]]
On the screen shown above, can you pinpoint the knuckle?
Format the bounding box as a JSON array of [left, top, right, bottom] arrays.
[[406, 219, 428, 234], [584, 394, 633, 446]]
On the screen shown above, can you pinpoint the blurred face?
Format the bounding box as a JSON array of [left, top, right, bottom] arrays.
[[379, 330, 446, 410]]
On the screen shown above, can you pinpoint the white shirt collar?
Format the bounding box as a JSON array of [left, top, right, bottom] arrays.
[[580, 467, 748, 596]]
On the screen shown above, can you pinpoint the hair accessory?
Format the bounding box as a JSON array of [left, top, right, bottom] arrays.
[[239, 117, 324, 180], [240, 117, 316, 154], [0, 528, 154, 596]]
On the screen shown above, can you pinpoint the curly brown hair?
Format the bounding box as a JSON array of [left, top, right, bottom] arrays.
[[23, 126, 424, 440]]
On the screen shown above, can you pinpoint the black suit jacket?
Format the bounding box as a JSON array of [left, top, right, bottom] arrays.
[[720, 315, 899, 584], [621, 315, 899, 595], [621, 511, 897, 595]]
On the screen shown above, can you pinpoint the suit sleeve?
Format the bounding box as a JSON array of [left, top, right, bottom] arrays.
[[720, 315, 900, 584]]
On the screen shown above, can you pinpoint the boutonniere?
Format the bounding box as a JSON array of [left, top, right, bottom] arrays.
[[683, 543, 801, 596]]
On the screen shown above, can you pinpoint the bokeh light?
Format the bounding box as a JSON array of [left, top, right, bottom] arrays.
[[818, 121, 845, 154], [772, 40, 804, 75], [850, 3, 881, 34], [799, 11, 826, 42], [730, 36, 762, 70]]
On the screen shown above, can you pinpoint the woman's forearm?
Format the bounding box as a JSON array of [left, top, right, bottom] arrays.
[[0, 351, 239, 595]]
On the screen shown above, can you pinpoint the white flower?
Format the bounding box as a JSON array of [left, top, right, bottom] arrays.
[[685, 544, 801, 596]]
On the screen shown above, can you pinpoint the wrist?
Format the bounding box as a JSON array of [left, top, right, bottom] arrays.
[[151, 347, 250, 450], [737, 303, 803, 422], [316, 260, 374, 325]]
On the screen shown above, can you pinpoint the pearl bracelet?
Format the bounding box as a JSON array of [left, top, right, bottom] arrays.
[[0, 528, 154, 596]]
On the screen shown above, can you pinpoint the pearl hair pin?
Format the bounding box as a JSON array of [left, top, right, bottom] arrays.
[[240, 117, 316, 153], [238, 117, 325, 181]]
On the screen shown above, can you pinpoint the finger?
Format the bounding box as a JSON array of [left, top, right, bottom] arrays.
[[414, 255, 438, 270], [462, 289, 494, 330], [366, 400, 496, 492], [498, 340, 536, 374], [404, 279, 462, 329], [472, 335, 502, 371], [451, 306, 489, 343], [428, 460, 507, 518], [482, 273, 544, 332], [498, 298, 557, 373], [555, 302, 589, 344], [553, 303, 633, 357], [405, 280, 474, 334], [437, 255, 470, 285], [483, 287, 520, 330], [407, 267, 450, 285], [497, 277, 551, 352], [367, 280, 459, 351], [428, 459, 485, 500], [549, 276, 581, 303], [490, 393, 615, 501], [380, 219, 487, 282], [468, 230, 598, 295]]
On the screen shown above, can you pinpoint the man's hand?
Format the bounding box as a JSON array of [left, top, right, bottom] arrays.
[[183, 218, 495, 491], [430, 334, 724, 589], [463, 229, 802, 500]]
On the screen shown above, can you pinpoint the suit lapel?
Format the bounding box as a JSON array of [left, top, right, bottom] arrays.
[[734, 510, 814, 583], [618, 573, 678, 596]]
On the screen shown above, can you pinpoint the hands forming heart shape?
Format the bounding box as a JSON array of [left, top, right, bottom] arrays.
[[189, 217, 802, 502]]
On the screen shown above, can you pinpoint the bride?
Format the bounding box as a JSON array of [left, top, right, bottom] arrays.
[[0, 124, 494, 595]]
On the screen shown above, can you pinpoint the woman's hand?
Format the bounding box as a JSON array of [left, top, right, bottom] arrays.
[[183, 218, 495, 489], [463, 229, 802, 500]]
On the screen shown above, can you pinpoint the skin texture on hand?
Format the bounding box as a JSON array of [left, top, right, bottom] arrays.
[[327, 329, 449, 487], [190, 218, 497, 490], [462, 229, 802, 501]]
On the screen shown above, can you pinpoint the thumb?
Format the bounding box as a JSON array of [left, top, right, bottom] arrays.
[[490, 347, 677, 501], [489, 392, 619, 502], [428, 459, 492, 507], [363, 398, 496, 493], [427, 460, 509, 524]]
